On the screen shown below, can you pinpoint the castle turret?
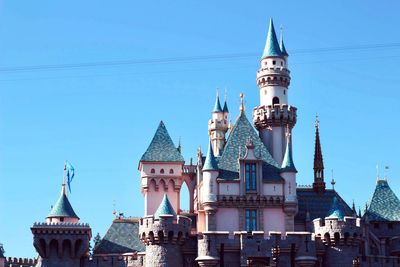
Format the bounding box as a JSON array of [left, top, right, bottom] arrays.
[[202, 140, 219, 231], [208, 92, 229, 156], [280, 128, 298, 231], [139, 121, 185, 216], [139, 194, 191, 267], [253, 18, 297, 165], [31, 184, 91, 267], [313, 116, 326, 194]]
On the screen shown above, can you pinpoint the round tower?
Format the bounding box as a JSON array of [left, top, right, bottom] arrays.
[[31, 184, 91, 267], [208, 92, 229, 156], [139, 194, 191, 267], [253, 18, 297, 165]]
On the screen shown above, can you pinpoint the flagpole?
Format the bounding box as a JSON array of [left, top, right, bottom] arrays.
[[63, 161, 67, 197]]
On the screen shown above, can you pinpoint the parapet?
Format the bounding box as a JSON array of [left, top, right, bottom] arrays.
[[5, 257, 37, 267], [253, 104, 297, 129], [139, 214, 192, 245], [313, 216, 361, 246]]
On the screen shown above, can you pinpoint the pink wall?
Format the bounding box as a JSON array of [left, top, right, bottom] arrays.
[[145, 179, 179, 216], [263, 208, 285, 235], [216, 208, 239, 232]]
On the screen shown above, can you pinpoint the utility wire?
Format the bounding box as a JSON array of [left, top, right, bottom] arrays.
[[0, 42, 400, 73]]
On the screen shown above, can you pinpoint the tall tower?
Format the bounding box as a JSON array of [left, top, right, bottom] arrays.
[[208, 92, 229, 156], [139, 121, 185, 216], [313, 116, 326, 194], [253, 18, 297, 165]]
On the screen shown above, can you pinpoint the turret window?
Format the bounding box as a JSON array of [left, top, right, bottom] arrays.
[[272, 97, 280, 106], [245, 163, 257, 191], [272, 60, 276, 65], [160, 169, 165, 174], [151, 168, 155, 174], [169, 169, 174, 174], [245, 209, 257, 232]]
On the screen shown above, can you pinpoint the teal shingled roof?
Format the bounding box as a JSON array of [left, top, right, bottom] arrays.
[[367, 179, 400, 221], [217, 112, 282, 181], [140, 121, 184, 162], [213, 94, 223, 113], [296, 189, 353, 222], [262, 18, 282, 58], [47, 185, 79, 219], [327, 196, 346, 220], [281, 138, 297, 173], [154, 194, 177, 219], [94, 219, 145, 254], [203, 141, 218, 171], [223, 100, 229, 113], [280, 33, 288, 56]]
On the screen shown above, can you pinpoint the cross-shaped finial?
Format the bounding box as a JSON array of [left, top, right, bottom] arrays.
[[331, 169, 336, 190], [239, 93, 245, 113]]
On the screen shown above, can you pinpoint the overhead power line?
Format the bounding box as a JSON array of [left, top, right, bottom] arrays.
[[1, 42, 400, 73]]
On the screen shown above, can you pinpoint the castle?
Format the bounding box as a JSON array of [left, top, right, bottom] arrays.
[[2, 18, 400, 267]]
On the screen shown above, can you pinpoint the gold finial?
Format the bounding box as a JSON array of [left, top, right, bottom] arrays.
[[239, 93, 245, 113], [315, 113, 319, 129], [331, 169, 336, 190]]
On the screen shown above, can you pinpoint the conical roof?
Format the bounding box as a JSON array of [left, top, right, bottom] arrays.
[[279, 32, 288, 56], [213, 94, 223, 113], [223, 100, 229, 113], [326, 196, 346, 220], [140, 121, 184, 162], [262, 18, 282, 58], [281, 136, 297, 173], [366, 179, 400, 221], [47, 185, 79, 219], [203, 141, 218, 171], [154, 194, 177, 219]]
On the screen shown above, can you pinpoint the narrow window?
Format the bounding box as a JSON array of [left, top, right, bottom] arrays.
[[160, 169, 164, 174], [245, 163, 257, 191], [169, 169, 174, 174], [284, 90, 286, 95], [272, 60, 276, 65], [245, 209, 257, 232], [151, 168, 155, 174], [280, 61, 283, 66], [272, 97, 280, 106]]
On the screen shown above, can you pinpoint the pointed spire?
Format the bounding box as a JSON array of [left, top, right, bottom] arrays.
[[262, 18, 282, 58], [327, 196, 346, 220], [213, 91, 223, 113], [154, 194, 177, 219], [223, 90, 229, 113], [279, 26, 288, 56], [313, 115, 326, 193], [203, 140, 219, 171], [281, 125, 297, 172], [352, 200, 357, 216], [47, 184, 79, 219], [358, 207, 362, 218]]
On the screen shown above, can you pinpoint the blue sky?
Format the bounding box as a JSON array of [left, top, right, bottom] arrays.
[[1, 0, 400, 258]]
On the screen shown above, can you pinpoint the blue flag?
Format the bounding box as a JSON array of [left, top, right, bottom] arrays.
[[65, 161, 75, 193]]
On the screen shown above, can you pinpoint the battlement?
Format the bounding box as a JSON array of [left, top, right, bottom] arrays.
[[31, 222, 91, 235], [256, 67, 291, 87], [4, 257, 37, 267], [253, 104, 297, 129], [208, 118, 228, 130], [313, 216, 361, 246], [139, 214, 192, 245]]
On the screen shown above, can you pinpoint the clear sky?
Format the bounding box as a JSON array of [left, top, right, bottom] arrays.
[[1, 0, 400, 258]]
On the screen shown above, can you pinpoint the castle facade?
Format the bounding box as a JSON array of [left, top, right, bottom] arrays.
[[2, 19, 400, 267]]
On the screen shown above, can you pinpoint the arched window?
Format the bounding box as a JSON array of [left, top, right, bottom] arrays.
[[151, 168, 155, 174], [160, 169, 164, 174], [169, 169, 174, 174], [272, 97, 280, 106]]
